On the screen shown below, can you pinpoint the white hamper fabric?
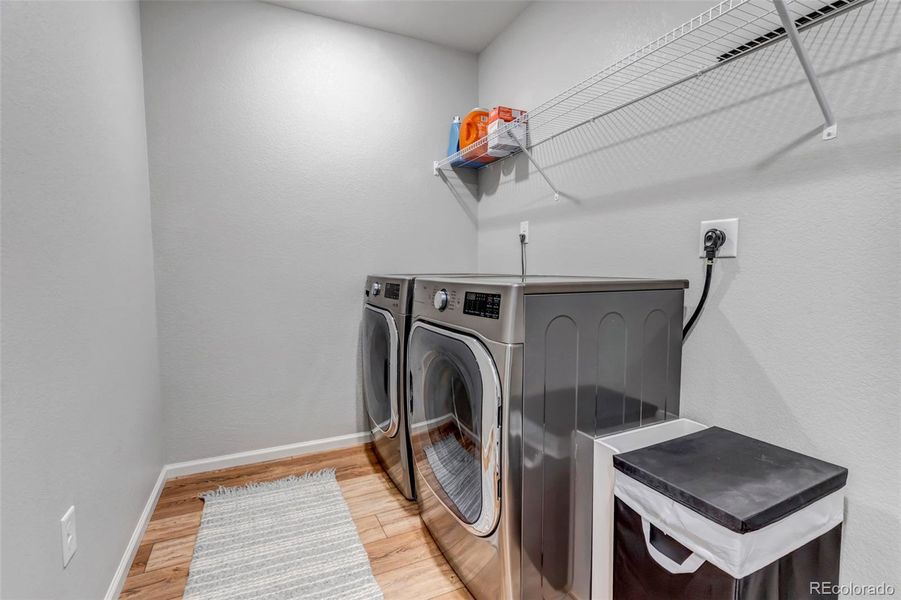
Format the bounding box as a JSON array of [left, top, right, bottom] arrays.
[[614, 471, 844, 578]]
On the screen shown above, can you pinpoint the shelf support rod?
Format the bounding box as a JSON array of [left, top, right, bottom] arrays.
[[512, 137, 561, 201], [773, 0, 837, 140]]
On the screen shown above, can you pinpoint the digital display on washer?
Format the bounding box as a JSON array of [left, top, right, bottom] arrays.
[[384, 283, 401, 300], [463, 292, 501, 319]]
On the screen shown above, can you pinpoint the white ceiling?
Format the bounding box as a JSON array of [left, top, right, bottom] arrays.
[[264, 1, 531, 53]]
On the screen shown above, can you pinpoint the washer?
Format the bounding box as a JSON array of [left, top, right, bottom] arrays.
[[361, 274, 492, 501], [406, 275, 688, 599]]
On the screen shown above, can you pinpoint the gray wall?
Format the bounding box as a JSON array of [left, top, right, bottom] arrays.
[[1, 2, 164, 598], [474, 0, 900, 586], [139, 1, 479, 462]]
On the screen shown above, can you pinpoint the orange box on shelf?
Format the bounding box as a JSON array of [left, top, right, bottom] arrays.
[[487, 106, 527, 157]]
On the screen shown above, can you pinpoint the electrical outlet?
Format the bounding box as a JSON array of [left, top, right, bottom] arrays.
[[519, 221, 529, 244], [60, 505, 77, 567], [699, 218, 739, 258]]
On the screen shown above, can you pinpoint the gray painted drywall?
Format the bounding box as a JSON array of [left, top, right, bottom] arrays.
[[474, 0, 900, 587], [1, 2, 164, 598], [139, 1, 479, 462]]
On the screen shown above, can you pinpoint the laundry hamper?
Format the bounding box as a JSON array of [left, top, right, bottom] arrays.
[[592, 418, 709, 599], [612, 427, 848, 600]]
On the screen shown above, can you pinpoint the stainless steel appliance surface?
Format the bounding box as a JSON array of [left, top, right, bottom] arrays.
[[361, 273, 502, 501], [406, 275, 689, 599]]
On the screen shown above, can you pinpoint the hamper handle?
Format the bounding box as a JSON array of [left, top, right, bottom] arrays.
[[641, 517, 705, 574]]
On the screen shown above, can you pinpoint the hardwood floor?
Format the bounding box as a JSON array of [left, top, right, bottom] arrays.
[[119, 443, 474, 600]]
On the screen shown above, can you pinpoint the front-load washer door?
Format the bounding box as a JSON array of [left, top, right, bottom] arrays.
[[361, 304, 399, 438], [408, 321, 501, 537]]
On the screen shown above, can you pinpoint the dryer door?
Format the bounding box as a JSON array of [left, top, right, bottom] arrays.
[[361, 304, 399, 438], [408, 321, 501, 537]]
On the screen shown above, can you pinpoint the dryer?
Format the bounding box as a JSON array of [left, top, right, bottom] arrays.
[[406, 275, 688, 599], [361, 274, 493, 501], [361, 274, 410, 499]]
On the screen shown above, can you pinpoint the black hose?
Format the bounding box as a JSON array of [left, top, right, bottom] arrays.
[[683, 261, 713, 339]]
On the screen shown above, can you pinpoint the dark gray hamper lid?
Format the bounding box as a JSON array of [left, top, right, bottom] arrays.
[[613, 426, 848, 533]]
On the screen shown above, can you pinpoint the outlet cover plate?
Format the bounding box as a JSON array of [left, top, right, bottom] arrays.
[[699, 218, 739, 258], [60, 505, 77, 567]]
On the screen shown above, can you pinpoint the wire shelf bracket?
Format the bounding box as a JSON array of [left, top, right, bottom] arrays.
[[773, 0, 838, 139], [512, 136, 562, 202]]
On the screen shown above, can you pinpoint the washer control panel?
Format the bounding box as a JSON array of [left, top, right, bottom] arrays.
[[413, 279, 519, 343], [463, 292, 501, 319]]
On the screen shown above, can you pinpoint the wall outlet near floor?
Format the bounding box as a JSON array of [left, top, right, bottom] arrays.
[[60, 505, 78, 567], [520, 221, 529, 243], [699, 218, 739, 258]]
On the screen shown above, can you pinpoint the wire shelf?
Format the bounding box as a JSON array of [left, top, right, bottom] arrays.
[[434, 0, 868, 175]]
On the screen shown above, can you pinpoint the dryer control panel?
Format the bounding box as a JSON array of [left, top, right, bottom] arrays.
[[364, 275, 410, 313]]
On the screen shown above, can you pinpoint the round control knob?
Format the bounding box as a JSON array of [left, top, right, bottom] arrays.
[[370, 282, 381, 296], [433, 289, 449, 311]]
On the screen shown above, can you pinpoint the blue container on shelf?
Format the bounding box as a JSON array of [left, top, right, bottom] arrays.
[[446, 115, 465, 167]]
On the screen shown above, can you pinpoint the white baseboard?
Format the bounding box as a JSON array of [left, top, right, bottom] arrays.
[[105, 431, 372, 599], [104, 467, 167, 600], [164, 431, 372, 478]]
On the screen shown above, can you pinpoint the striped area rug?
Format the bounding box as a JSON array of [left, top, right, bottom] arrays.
[[183, 469, 383, 600]]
